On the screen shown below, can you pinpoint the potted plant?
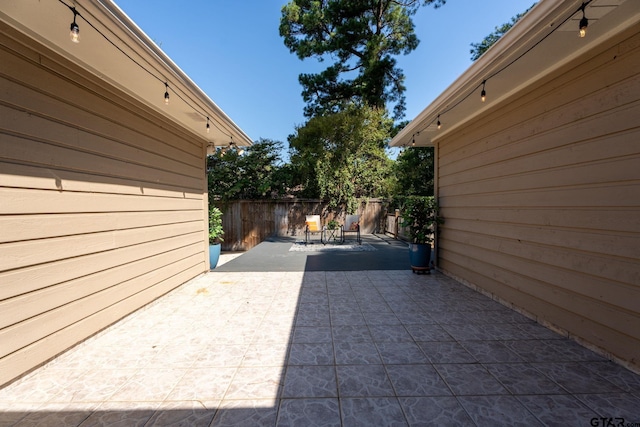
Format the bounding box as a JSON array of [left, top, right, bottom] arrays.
[[327, 219, 340, 230], [326, 219, 341, 243], [208, 205, 224, 269], [399, 196, 443, 274]]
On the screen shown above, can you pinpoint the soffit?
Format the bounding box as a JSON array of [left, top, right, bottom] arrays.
[[0, 0, 252, 148]]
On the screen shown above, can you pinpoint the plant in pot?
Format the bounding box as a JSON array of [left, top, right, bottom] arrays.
[[399, 196, 443, 274], [208, 205, 224, 269], [326, 219, 341, 243]]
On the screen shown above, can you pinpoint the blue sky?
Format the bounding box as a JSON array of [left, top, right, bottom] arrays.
[[114, 0, 536, 148]]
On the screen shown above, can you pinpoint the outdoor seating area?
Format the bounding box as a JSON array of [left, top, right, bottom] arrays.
[[304, 215, 361, 246], [1, 240, 638, 426]]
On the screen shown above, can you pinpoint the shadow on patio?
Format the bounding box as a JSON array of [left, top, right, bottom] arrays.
[[1, 236, 639, 426]]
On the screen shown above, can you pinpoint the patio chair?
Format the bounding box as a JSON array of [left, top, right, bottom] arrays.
[[305, 215, 323, 244], [342, 214, 361, 244]]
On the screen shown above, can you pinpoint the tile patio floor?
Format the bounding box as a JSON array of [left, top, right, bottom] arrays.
[[1, 267, 639, 426]]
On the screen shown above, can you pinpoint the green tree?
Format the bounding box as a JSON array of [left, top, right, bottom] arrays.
[[470, 3, 536, 61], [207, 138, 288, 201], [288, 104, 394, 212], [280, 0, 445, 119], [392, 146, 434, 196]]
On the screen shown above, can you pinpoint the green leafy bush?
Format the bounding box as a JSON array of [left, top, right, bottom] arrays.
[[208, 206, 224, 245], [396, 196, 443, 244]]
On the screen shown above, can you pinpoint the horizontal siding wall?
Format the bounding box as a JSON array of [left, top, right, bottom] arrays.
[[436, 26, 640, 369], [0, 25, 207, 386]]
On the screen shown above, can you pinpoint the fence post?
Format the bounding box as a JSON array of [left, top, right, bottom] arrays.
[[394, 209, 400, 239]]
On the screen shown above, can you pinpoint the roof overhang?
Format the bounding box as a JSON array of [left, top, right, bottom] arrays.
[[391, 0, 639, 148], [0, 0, 252, 148]]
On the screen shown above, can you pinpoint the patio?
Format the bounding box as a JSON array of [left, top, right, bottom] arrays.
[[0, 237, 639, 426]]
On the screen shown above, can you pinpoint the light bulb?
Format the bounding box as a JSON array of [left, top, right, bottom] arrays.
[[579, 16, 588, 38], [164, 83, 169, 105], [70, 22, 80, 43], [578, 3, 588, 38]]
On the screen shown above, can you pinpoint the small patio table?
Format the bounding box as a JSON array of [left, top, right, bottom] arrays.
[[322, 226, 343, 244]]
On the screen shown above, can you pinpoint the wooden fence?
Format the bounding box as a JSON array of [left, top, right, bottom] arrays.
[[216, 199, 391, 251], [385, 212, 410, 241]]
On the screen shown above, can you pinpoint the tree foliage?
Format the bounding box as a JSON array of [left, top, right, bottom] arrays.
[[288, 104, 395, 212], [280, 0, 445, 119], [392, 146, 434, 196], [470, 3, 536, 61], [207, 138, 290, 201]]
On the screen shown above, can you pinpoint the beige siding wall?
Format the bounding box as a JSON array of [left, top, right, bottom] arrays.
[[0, 26, 208, 386], [436, 26, 640, 369]]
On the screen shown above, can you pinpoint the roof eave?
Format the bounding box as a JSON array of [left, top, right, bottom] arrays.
[[391, 0, 639, 148], [0, 0, 252, 148]]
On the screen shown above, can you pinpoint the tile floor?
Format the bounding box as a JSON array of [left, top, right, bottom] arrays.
[[1, 270, 639, 426]]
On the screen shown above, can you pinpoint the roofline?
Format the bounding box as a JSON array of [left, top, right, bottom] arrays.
[[0, 0, 252, 148], [101, 1, 253, 147], [391, 0, 640, 148]]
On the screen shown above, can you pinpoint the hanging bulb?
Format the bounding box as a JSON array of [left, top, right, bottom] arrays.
[[164, 82, 169, 105], [481, 80, 487, 102], [237, 147, 245, 156], [437, 115, 441, 130], [579, 4, 588, 38], [206, 117, 210, 133], [69, 8, 80, 43], [412, 135, 415, 147]]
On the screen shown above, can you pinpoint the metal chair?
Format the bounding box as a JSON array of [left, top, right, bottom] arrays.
[[342, 214, 361, 244], [304, 215, 323, 244]]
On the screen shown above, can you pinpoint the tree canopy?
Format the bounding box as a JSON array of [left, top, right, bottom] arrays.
[[280, 0, 445, 119], [392, 146, 434, 196], [288, 104, 395, 212], [469, 3, 536, 61], [207, 138, 289, 201]]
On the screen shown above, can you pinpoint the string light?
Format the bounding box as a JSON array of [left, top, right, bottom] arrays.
[[56, 0, 249, 155], [579, 3, 589, 38], [69, 7, 80, 43], [163, 82, 170, 105], [412, 135, 416, 147], [57, 1, 243, 142], [404, 1, 593, 147], [227, 137, 245, 155]]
